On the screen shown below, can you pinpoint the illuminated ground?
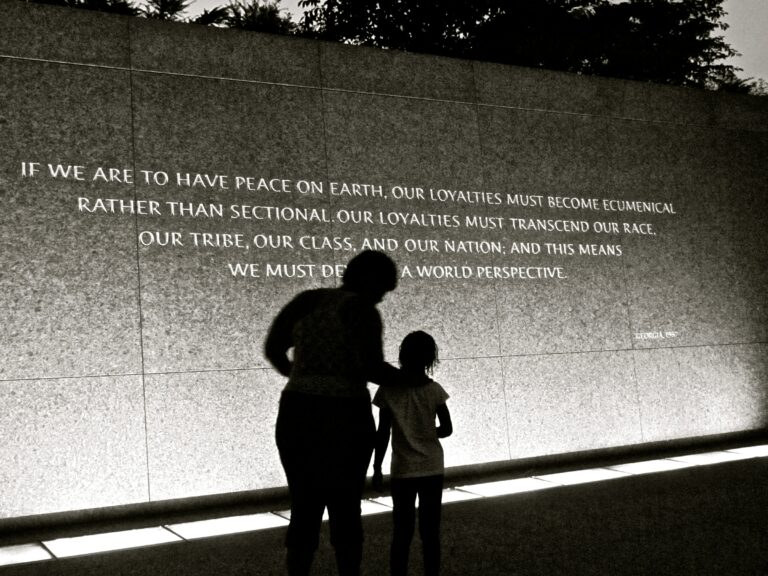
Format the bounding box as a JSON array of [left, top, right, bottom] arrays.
[[1, 451, 766, 576]]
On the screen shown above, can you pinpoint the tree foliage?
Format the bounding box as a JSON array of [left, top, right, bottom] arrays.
[[298, 0, 742, 89], [140, 0, 191, 20], [25, 0, 764, 94], [27, 0, 291, 28], [191, 5, 229, 25], [30, 0, 139, 16], [225, 0, 295, 33], [299, 0, 490, 55]]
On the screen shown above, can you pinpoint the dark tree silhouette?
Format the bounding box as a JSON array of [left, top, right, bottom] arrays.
[[24, 0, 762, 94], [298, 0, 490, 54], [298, 0, 742, 90], [140, 0, 190, 20], [225, 0, 295, 33], [584, 0, 737, 87], [25, 0, 290, 29], [191, 5, 229, 25], [29, 0, 139, 16]]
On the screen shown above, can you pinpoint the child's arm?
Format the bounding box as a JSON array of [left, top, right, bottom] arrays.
[[436, 403, 453, 438], [372, 407, 393, 492]]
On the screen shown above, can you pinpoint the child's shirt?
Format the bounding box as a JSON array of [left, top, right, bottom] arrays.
[[373, 379, 449, 478]]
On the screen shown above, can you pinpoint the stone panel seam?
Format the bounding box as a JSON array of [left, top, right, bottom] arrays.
[[617, 233, 646, 441], [5, 53, 762, 132], [315, 42, 341, 285], [126, 16, 153, 505], [0, 373, 144, 384], [0, 54, 131, 72], [628, 352, 647, 443], [0, 367, 277, 383], [470, 60, 513, 460], [468, 340, 768, 360], [2, 341, 766, 383], [474, 102, 719, 129], [2, 342, 764, 383], [139, 367, 276, 377], [0, 54, 316, 92]]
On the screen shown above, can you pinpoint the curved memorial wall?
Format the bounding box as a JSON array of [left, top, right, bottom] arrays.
[[1, 0, 767, 519]]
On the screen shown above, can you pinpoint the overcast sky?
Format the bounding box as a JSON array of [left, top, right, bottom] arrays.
[[189, 0, 768, 82], [720, 0, 768, 81]]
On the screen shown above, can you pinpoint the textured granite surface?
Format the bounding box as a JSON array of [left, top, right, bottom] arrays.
[[477, 105, 618, 196], [0, 58, 142, 380], [493, 258, 632, 355], [381, 280, 502, 362], [620, 80, 718, 126], [0, 376, 148, 518], [321, 41, 475, 101], [0, 0, 129, 67], [478, 105, 635, 354], [130, 71, 329, 373], [2, 1, 767, 521], [503, 351, 644, 458], [713, 90, 768, 131], [437, 357, 510, 467], [633, 345, 767, 442], [322, 90, 483, 185], [144, 369, 285, 501], [474, 61, 628, 118], [129, 17, 320, 86]]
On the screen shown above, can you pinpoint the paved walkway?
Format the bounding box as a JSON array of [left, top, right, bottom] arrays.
[[1, 456, 766, 575]]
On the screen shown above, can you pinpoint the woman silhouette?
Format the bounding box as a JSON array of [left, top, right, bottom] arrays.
[[265, 250, 401, 576]]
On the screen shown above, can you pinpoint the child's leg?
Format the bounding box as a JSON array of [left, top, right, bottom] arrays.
[[390, 477, 418, 576], [417, 475, 444, 576]]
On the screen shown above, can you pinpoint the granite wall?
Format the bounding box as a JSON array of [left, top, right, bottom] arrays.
[[1, 0, 767, 519]]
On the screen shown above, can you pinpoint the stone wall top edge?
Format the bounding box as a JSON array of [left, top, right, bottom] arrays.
[[0, 0, 131, 68], [3, 0, 767, 131]]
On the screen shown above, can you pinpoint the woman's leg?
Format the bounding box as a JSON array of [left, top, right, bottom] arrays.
[[276, 392, 325, 576]]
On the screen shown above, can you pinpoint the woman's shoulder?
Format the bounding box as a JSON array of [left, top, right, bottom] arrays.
[[296, 287, 366, 311]]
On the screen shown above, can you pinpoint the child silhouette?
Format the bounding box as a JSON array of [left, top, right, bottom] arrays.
[[372, 331, 453, 576]]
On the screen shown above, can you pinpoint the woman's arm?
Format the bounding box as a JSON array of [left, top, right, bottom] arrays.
[[436, 403, 453, 438], [348, 299, 406, 387], [264, 292, 314, 377]]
